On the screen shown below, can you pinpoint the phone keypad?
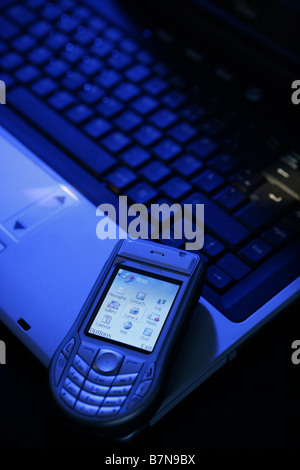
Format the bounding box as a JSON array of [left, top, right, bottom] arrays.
[[56, 340, 154, 419]]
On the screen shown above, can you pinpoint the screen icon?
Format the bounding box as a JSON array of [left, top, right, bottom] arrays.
[[157, 299, 166, 305], [108, 300, 120, 309], [102, 314, 112, 324], [129, 307, 140, 315], [136, 291, 146, 301], [116, 286, 126, 294], [143, 328, 153, 337], [147, 313, 160, 322], [122, 273, 135, 283]]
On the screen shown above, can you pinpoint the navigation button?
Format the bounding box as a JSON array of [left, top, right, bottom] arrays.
[[94, 349, 123, 375]]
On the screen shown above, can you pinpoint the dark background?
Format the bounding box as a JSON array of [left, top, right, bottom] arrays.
[[0, 297, 299, 451]]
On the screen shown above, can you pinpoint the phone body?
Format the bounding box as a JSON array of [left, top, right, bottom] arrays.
[[49, 239, 206, 438]]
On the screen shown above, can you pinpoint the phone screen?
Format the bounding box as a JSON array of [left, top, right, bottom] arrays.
[[87, 268, 180, 352]]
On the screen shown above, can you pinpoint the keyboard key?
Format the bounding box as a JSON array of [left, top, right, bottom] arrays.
[[125, 64, 151, 83], [65, 104, 93, 124], [134, 125, 162, 146], [48, 90, 76, 110], [79, 84, 105, 104], [149, 108, 178, 129], [172, 154, 203, 176], [74, 25, 96, 45], [160, 177, 192, 200], [14, 65, 40, 85], [88, 17, 107, 34], [42, 2, 63, 21], [114, 110, 142, 132], [202, 234, 224, 259], [264, 157, 300, 200], [29, 20, 52, 38], [206, 265, 233, 293], [283, 207, 300, 232], [7, 4, 36, 25], [45, 58, 69, 78], [78, 55, 102, 76], [168, 122, 197, 143], [0, 52, 23, 71], [103, 26, 123, 42], [121, 146, 150, 168], [28, 46, 52, 65], [61, 43, 85, 63], [128, 182, 158, 204], [136, 50, 154, 64], [230, 167, 264, 193], [153, 138, 181, 161], [192, 169, 224, 194], [96, 68, 121, 89], [120, 37, 138, 54], [9, 87, 116, 176], [83, 117, 112, 138], [238, 238, 272, 265], [108, 50, 132, 70], [208, 238, 300, 322], [143, 76, 168, 96], [58, 14, 79, 33], [131, 95, 158, 115], [261, 222, 294, 247], [91, 38, 113, 58], [180, 104, 206, 122], [188, 137, 219, 160], [162, 90, 186, 108], [12, 34, 36, 52], [213, 185, 247, 211], [45, 31, 68, 50], [140, 160, 170, 184], [113, 82, 140, 102], [235, 183, 294, 230], [198, 116, 227, 137], [97, 96, 123, 118], [72, 5, 92, 21], [209, 153, 239, 175], [0, 17, 20, 39], [32, 77, 57, 97], [184, 192, 250, 249], [102, 131, 131, 153], [106, 167, 137, 193], [217, 253, 251, 281]]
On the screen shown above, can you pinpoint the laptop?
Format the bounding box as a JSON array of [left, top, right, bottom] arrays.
[[0, 0, 299, 441]]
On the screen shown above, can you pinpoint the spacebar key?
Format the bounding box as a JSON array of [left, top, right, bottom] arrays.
[[8, 86, 116, 176]]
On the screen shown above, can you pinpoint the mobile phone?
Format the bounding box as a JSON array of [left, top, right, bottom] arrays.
[[49, 239, 206, 438]]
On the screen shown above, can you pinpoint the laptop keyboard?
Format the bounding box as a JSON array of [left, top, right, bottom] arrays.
[[1, 0, 300, 322]]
